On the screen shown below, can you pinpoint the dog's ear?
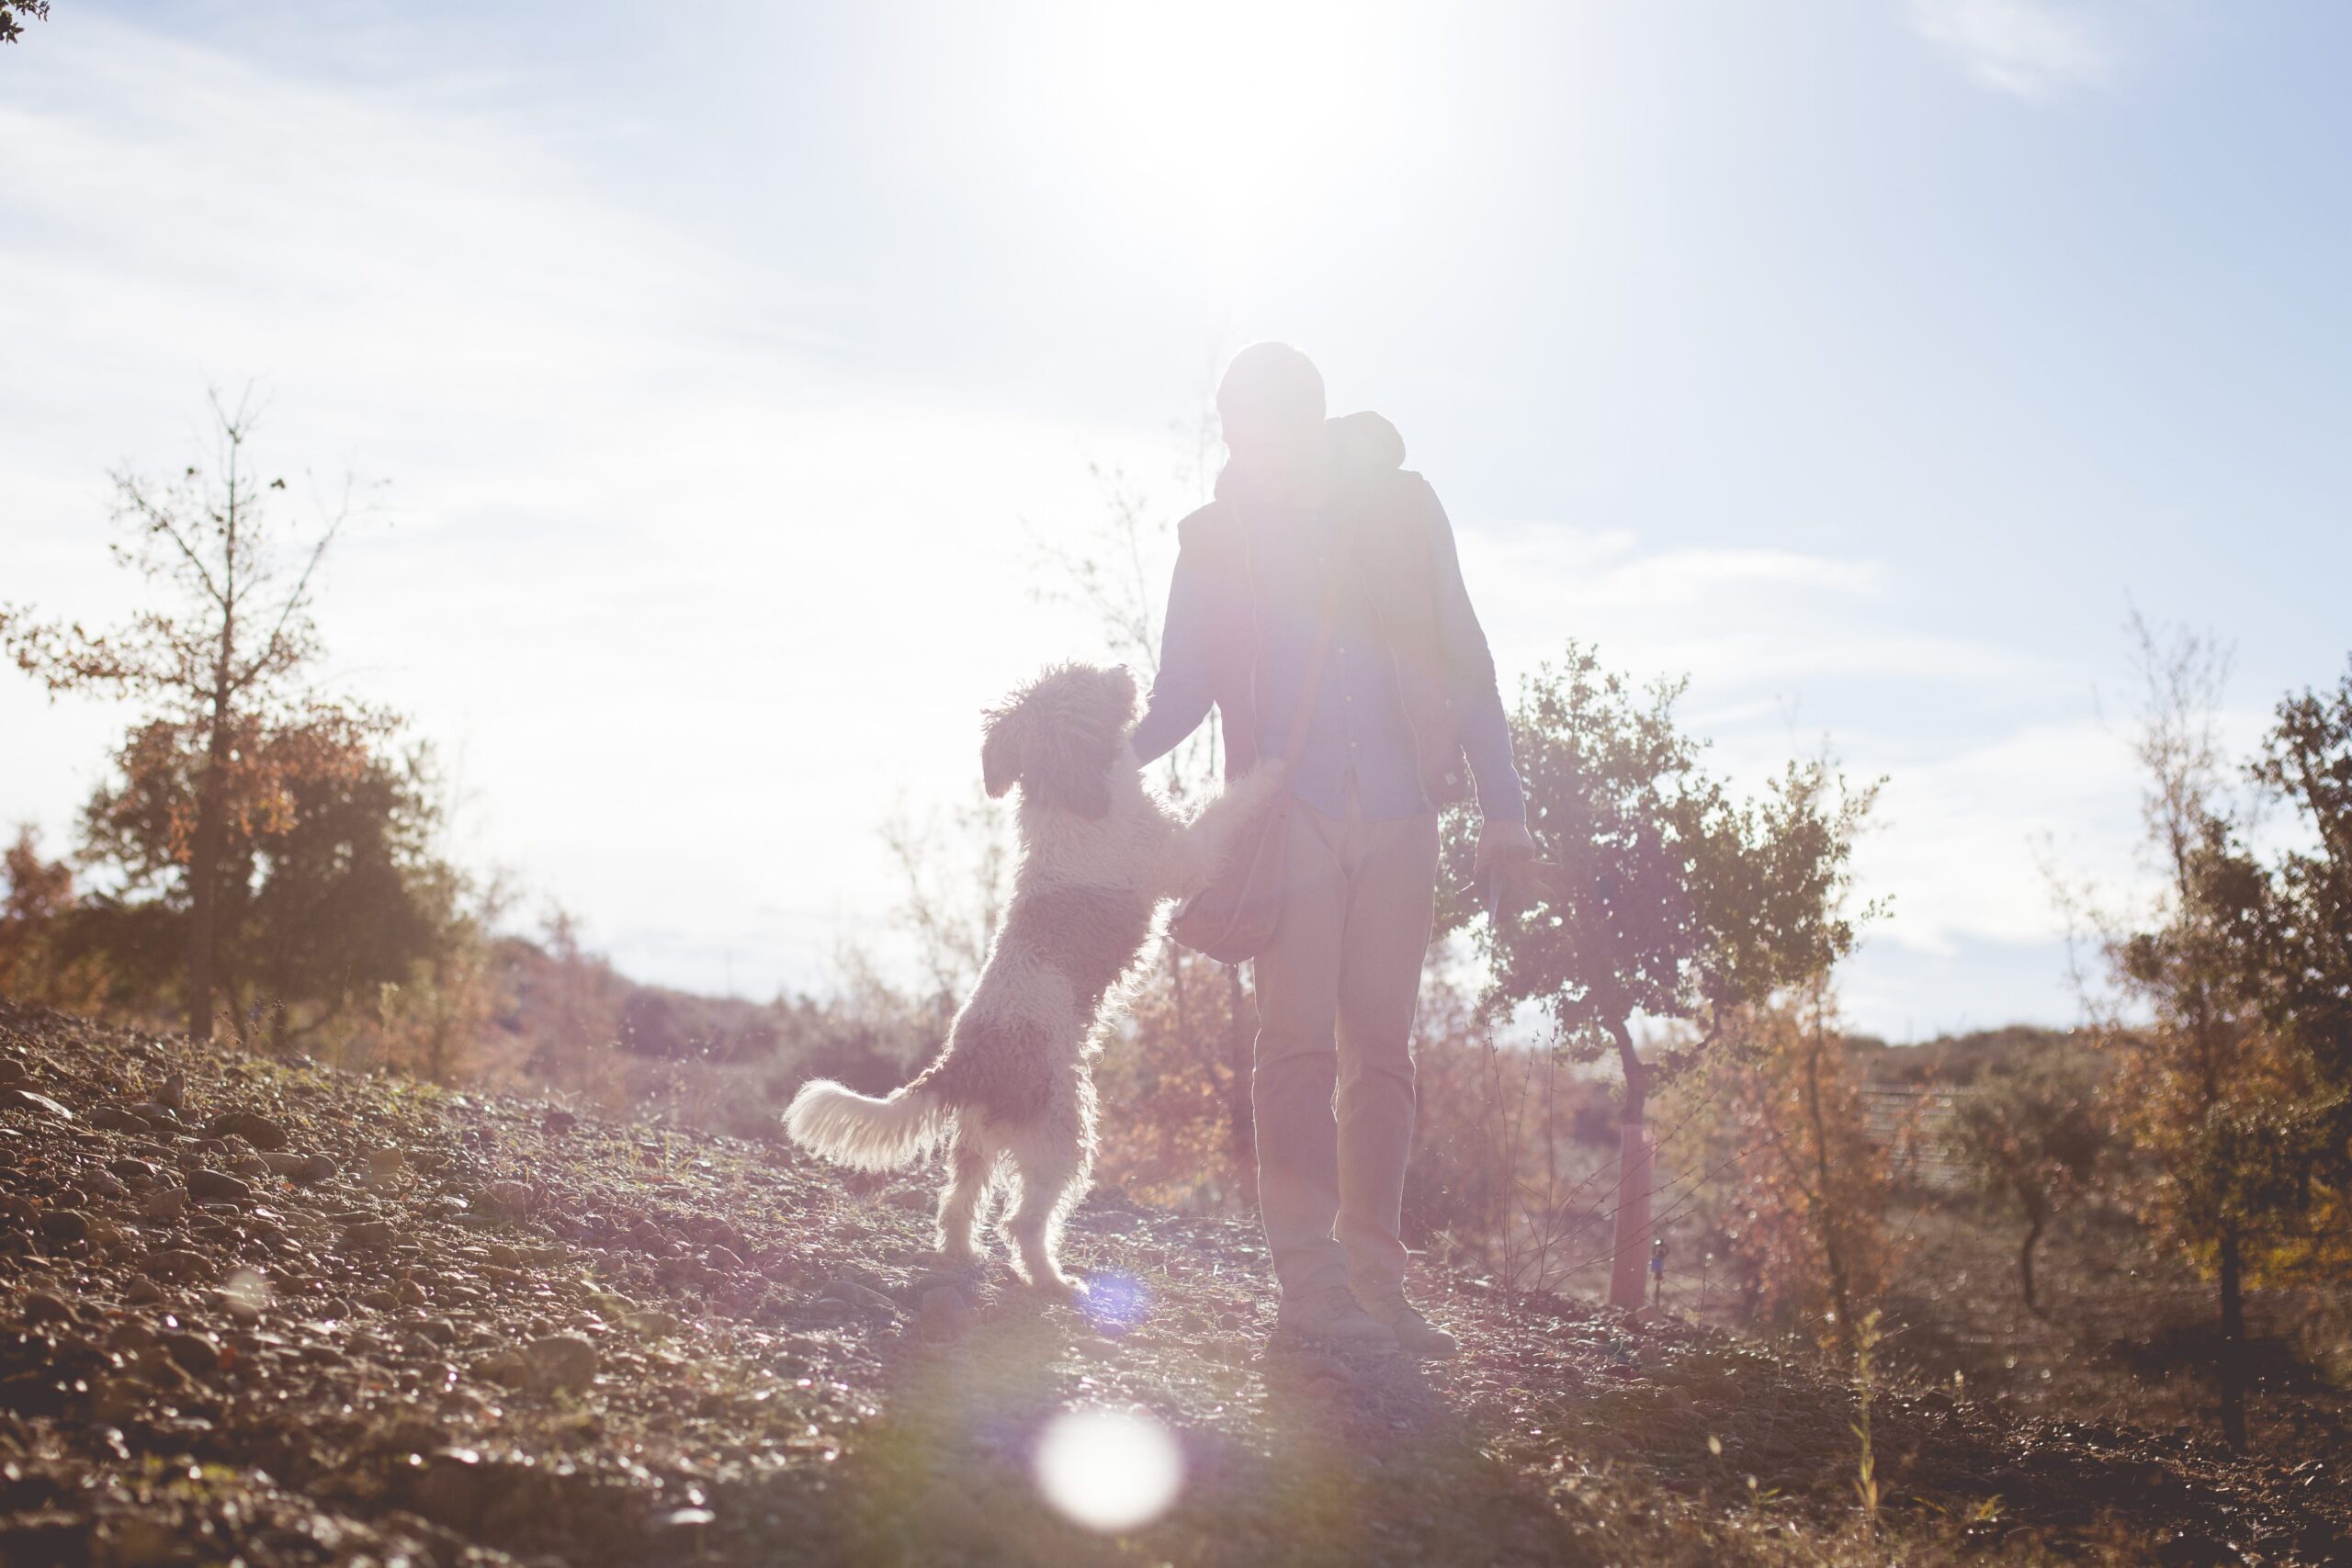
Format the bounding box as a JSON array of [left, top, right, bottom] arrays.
[[980, 704, 1023, 798], [1021, 675, 1119, 818]]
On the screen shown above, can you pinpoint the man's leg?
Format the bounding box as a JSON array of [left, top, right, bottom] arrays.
[[1333, 808, 1440, 1303], [1250, 804, 1355, 1304]]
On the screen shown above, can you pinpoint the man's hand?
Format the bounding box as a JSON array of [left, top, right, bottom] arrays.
[[1473, 817, 1542, 917]]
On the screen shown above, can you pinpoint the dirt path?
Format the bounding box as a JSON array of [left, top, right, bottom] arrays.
[[3, 999, 2345, 1566]]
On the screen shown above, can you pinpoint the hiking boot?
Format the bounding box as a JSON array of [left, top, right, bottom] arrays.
[[1364, 1293, 1459, 1359], [1273, 1284, 1396, 1347]]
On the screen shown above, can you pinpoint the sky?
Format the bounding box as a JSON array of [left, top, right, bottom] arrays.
[[4, 1, 2349, 1039]]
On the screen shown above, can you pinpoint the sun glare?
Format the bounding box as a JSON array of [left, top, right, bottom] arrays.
[[1063, 1, 1400, 265], [1033, 1404, 1185, 1534]]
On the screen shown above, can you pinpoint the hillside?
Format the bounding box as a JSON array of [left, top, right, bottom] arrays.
[[2, 998, 2345, 1567]]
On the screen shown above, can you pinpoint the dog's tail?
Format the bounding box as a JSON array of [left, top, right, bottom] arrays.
[[784, 1077, 947, 1171]]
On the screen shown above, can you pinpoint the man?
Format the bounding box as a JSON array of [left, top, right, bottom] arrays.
[[1132, 343, 1535, 1356]]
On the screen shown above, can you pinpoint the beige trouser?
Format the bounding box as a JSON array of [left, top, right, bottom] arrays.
[[1251, 795, 1440, 1302]]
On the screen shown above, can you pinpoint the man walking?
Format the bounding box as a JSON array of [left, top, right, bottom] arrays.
[[1131, 343, 1534, 1356]]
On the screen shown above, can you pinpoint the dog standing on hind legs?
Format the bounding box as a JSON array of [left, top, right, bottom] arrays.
[[785, 663, 1283, 1296]]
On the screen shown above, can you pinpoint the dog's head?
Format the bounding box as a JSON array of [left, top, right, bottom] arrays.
[[980, 663, 1139, 818]]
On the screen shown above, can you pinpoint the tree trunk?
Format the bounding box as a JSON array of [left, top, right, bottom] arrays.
[[1799, 1029, 1855, 1346], [185, 701, 232, 1041], [2217, 1224, 2247, 1450], [2018, 1208, 2047, 1320], [1608, 1017, 1652, 1312]]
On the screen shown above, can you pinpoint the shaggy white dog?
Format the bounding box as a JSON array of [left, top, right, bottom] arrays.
[[785, 662, 1283, 1294]]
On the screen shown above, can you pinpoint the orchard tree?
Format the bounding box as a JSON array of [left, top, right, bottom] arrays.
[[1455, 644, 1877, 1311], [2073, 619, 2346, 1449], [0, 3, 49, 46], [3, 388, 376, 1039], [1947, 1052, 2108, 1318]]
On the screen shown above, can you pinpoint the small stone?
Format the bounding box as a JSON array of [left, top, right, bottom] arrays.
[[523, 1333, 598, 1393], [205, 1111, 288, 1151], [125, 1277, 167, 1305], [140, 1247, 208, 1280], [649, 1506, 716, 1542], [288, 1152, 339, 1183], [917, 1286, 970, 1341], [345, 1221, 397, 1252], [40, 1209, 91, 1243], [109, 1157, 159, 1184], [471, 1348, 528, 1388], [820, 1279, 901, 1317], [153, 1073, 186, 1111], [543, 1109, 578, 1134], [628, 1309, 684, 1338], [162, 1330, 220, 1376], [187, 1169, 253, 1205], [22, 1291, 78, 1325], [366, 1148, 405, 1185], [705, 1246, 745, 1272], [141, 1187, 188, 1224], [93, 1107, 151, 1134], [481, 1180, 533, 1219], [1, 1088, 74, 1120]]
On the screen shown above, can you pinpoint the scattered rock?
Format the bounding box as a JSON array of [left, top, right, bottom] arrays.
[[628, 1309, 684, 1338], [544, 1108, 579, 1134], [206, 1110, 289, 1150], [187, 1169, 254, 1204], [523, 1333, 599, 1393], [288, 1152, 340, 1183], [162, 1329, 221, 1376], [345, 1221, 398, 1252], [918, 1286, 971, 1341], [92, 1106, 151, 1133], [139, 1247, 208, 1280], [481, 1180, 534, 1219], [39, 1209, 91, 1244], [21, 1291, 78, 1326], [366, 1148, 406, 1186], [0, 1087, 74, 1120], [141, 1186, 188, 1224]]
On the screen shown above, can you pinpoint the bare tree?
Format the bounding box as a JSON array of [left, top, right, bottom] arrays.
[[2, 388, 374, 1039]]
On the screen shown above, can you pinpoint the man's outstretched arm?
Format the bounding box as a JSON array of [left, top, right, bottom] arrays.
[[1131, 544, 1213, 766], [1422, 486, 1526, 822]]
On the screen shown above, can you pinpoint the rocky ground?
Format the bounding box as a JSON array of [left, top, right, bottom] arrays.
[[2, 997, 2346, 1567]]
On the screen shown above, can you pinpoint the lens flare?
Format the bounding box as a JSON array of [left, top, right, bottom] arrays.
[[1075, 1271, 1151, 1336], [1033, 1405, 1183, 1534]]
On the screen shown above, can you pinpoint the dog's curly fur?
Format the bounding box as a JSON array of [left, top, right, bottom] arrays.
[[784, 663, 1283, 1293]]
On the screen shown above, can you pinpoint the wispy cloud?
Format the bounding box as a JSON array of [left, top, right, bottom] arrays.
[[1907, 0, 2120, 99]]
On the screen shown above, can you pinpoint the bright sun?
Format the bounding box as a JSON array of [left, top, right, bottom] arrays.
[[1061, 1, 1401, 267]]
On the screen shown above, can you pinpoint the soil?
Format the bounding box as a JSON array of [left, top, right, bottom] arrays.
[[3, 997, 2346, 1566]]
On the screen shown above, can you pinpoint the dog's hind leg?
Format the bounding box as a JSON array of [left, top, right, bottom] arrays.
[[937, 1122, 991, 1265], [1001, 1122, 1091, 1298]]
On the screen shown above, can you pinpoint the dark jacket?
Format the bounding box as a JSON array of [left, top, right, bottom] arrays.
[[1131, 412, 1525, 821]]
